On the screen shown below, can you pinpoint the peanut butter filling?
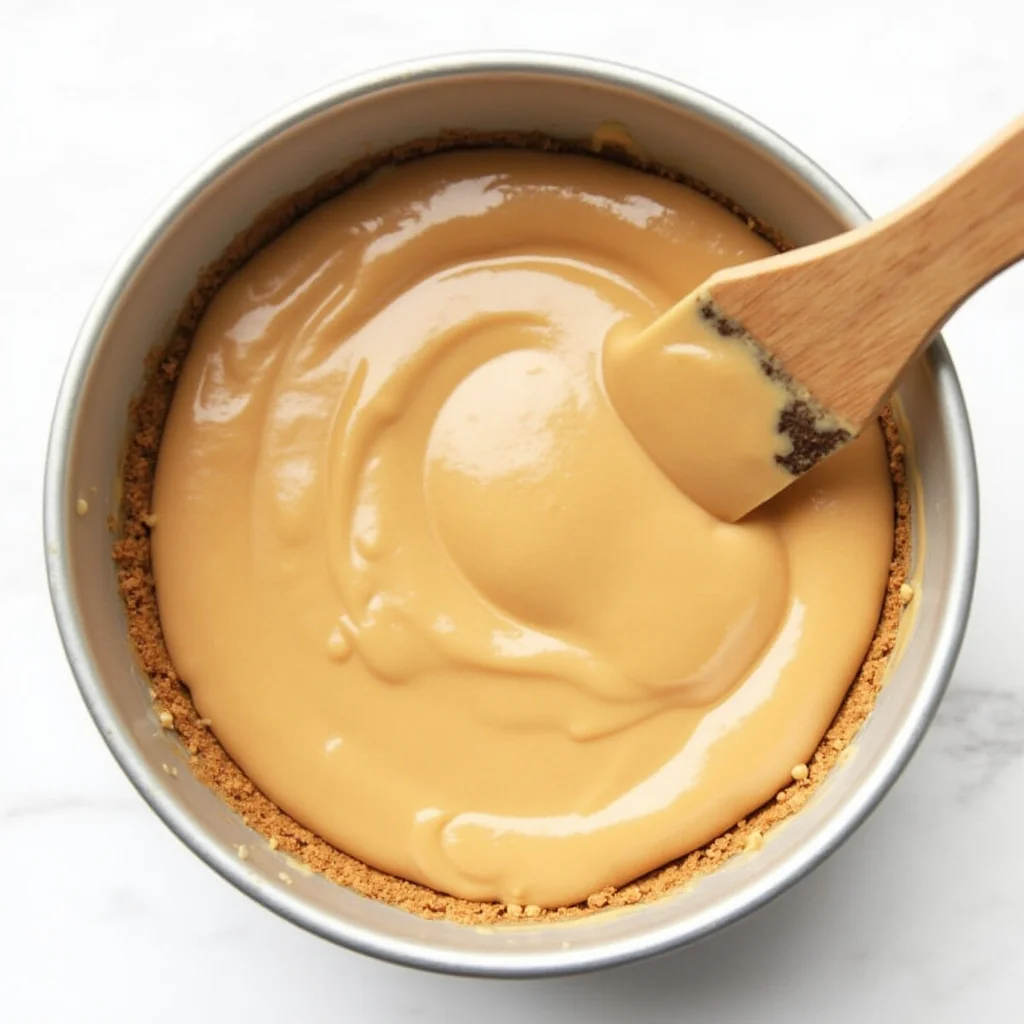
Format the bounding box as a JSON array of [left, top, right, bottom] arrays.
[[141, 148, 896, 909], [114, 132, 913, 925]]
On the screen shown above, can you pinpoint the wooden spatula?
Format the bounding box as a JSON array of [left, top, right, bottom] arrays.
[[605, 116, 1024, 521]]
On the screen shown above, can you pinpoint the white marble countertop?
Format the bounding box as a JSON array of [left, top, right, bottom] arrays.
[[4, 0, 1022, 1019]]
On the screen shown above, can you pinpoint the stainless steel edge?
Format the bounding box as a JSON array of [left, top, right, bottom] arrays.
[[43, 50, 979, 977]]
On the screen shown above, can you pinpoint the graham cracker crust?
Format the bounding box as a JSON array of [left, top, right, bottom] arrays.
[[113, 130, 912, 925]]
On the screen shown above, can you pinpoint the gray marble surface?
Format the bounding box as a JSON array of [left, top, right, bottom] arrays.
[[3, 0, 1022, 1019]]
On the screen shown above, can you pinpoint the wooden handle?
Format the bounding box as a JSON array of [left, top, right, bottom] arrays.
[[706, 116, 1024, 427]]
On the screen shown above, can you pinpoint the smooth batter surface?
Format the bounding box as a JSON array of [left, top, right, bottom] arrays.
[[152, 150, 894, 908]]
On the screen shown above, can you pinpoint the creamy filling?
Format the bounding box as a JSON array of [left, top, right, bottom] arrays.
[[151, 150, 894, 908]]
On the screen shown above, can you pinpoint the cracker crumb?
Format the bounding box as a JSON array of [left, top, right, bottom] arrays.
[[745, 831, 764, 853], [791, 763, 809, 782], [776, 790, 787, 803], [141, 512, 159, 528], [158, 710, 174, 729], [505, 903, 523, 918], [268, 837, 279, 851], [161, 763, 178, 778], [524, 904, 542, 918], [111, 134, 911, 926], [75, 497, 89, 516], [586, 892, 608, 909], [237, 844, 250, 861], [900, 582, 915, 604], [278, 871, 293, 886]]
